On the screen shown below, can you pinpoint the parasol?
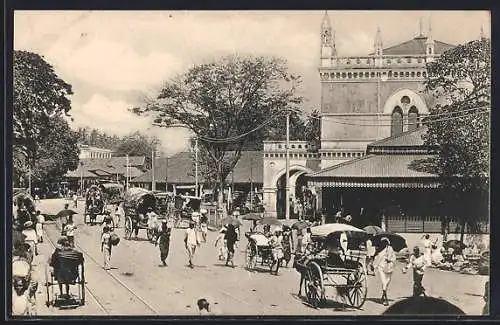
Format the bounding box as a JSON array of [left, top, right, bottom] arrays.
[[242, 213, 263, 221], [363, 225, 384, 236], [56, 209, 78, 219], [372, 232, 407, 252], [310, 223, 365, 237], [382, 296, 465, 315], [291, 220, 311, 231], [443, 240, 466, 253], [257, 217, 283, 226], [220, 217, 243, 227]]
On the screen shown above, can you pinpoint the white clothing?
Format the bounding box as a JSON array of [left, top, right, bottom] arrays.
[[366, 239, 375, 257], [65, 224, 76, 237], [422, 238, 432, 266], [185, 228, 198, 246], [22, 229, 37, 243]]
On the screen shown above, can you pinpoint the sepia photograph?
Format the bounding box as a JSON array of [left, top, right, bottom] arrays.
[[10, 10, 490, 317]]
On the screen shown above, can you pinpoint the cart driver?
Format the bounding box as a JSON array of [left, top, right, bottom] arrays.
[[263, 225, 272, 238]]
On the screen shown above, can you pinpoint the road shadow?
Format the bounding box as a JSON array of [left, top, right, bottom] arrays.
[[290, 293, 357, 312], [366, 296, 404, 305]]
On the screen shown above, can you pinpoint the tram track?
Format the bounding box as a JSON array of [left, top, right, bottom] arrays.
[[43, 222, 159, 315]]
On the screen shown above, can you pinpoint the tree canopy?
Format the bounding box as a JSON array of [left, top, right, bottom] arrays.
[[139, 55, 303, 204], [422, 38, 490, 193], [14, 50, 74, 159], [13, 50, 77, 188], [112, 132, 160, 169], [416, 38, 490, 239]]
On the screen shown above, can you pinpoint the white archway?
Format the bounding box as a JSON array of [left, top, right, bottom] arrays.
[[383, 88, 429, 115], [271, 165, 313, 187]]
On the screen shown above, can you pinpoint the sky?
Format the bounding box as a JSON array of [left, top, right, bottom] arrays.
[[14, 10, 490, 155]]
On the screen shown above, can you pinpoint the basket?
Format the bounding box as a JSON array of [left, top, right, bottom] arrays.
[[110, 233, 120, 246]]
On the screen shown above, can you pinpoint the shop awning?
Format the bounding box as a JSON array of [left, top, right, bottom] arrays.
[[308, 154, 439, 189]]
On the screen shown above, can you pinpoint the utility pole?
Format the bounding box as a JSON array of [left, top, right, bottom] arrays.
[[285, 110, 291, 220], [126, 154, 129, 190], [165, 156, 168, 192], [28, 166, 32, 196], [250, 156, 253, 211], [80, 162, 84, 195], [195, 137, 198, 197], [152, 147, 156, 191]]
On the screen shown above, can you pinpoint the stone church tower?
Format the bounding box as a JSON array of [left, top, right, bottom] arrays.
[[318, 13, 455, 169]]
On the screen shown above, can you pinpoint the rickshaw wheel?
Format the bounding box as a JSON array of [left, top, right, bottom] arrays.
[[146, 228, 154, 241], [124, 217, 133, 240], [304, 261, 325, 308], [245, 242, 256, 270], [346, 263, 367, 309]]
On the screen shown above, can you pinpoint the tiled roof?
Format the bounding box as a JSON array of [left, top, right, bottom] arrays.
[[368, 127, 428, 148], [371, 36, 455, 55], [64, 156, 145, 178], [131, 151, 263, 184], [310, 154, 438, 179]]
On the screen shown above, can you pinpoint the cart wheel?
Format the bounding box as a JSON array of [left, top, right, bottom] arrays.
[[146, 228, 154, 241], [304, 261, 325, 308], [124, 217, 133, 240], [346, 263, 367, 309], [80, 264, 86, 306], [245, 242, 256, 270]]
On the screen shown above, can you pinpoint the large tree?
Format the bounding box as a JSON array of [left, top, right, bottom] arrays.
[[140, 55, 302, 207], [13, 50, 74, 186], [31, 116, 80, 185], [112, 132, 160, 169], [421, 38, 490, 241]]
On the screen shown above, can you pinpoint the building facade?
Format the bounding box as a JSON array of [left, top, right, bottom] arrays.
[[262, 13, 458, 218], [79, 145, 114, 159], [318, 13, 454, 170]]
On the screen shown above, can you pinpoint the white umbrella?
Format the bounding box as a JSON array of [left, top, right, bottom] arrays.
[[310, 223, 365, 237]]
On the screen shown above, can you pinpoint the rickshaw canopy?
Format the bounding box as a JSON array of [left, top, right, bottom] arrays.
[[124, 189, 157, 215], [310, 223, 366, 237], [174, 195, 202, 211]]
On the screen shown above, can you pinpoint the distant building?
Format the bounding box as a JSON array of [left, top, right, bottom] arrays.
[[79, 144, 113, 159], [64, 156, 146, 191]]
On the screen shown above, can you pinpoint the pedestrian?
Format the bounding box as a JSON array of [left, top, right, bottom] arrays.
[[225, 224, 238, 268], [215, 226, 227, 261], [422, 234, 432, 266], [403, 246, 427, 297], [184, 221, 200, 268], [297, 201, 303, 221], [303, 227, 312, 251], [366, 236, 376, 275], [335, 208, 343, 223], [72, 192, 78, 208], [35, 210, 44, 243], [200, 209, 208, 243], [374, 237, 396, 306], [64, 215, 77, 248], [269, 228, 284, 275], [113, 204, 121, 228], [34, 194, 40, 203], [101, 226, 112, 270], [281, 226, 293, 268], [296, 228, 304, 254], [155, 221, 171, 267]]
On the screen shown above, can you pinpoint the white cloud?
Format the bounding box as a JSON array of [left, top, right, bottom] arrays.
[[71, 94, 191, 154]]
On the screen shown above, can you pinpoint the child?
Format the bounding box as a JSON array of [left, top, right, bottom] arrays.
[[101, 226, 112, 270], [403, 246, 427, 297], [215, 227, 227, 261]]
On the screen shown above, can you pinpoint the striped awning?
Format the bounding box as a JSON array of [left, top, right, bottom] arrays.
[[308, 179, 440, 189]]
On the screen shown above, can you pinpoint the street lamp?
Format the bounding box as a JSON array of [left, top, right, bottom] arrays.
[[285, 110, 291, 220]]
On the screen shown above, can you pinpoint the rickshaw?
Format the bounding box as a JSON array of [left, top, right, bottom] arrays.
[[123, 188, 158, 240], [45, 248, 85, 308], [84, 185, 106, 225], [172, 195, 202, 229], [153, 191, 175, 218], [296, 223, 369, 309], [244, 218, 283, 274]]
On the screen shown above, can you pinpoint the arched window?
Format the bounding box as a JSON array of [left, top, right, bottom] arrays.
[[408, 106, 419, 131], [391, 106, 403, 136]]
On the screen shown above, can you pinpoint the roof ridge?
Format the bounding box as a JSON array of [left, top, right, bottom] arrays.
[[311, 154, 375, 176], [368, 126, 427, 147]]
